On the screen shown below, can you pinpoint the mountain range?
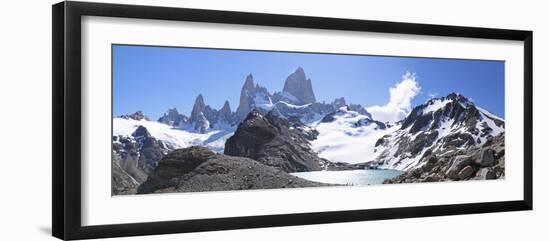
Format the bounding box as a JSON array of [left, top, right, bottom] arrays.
[[112, 67, 505, 195]]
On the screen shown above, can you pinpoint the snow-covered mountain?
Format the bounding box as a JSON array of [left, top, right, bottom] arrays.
[[113, 117, 235, 153], [373, 93, 504, 170]]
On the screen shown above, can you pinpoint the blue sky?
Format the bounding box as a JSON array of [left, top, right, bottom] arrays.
[[113, 45, 504, 121]]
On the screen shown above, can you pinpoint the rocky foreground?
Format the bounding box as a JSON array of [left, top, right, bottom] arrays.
[[137, 146, 328, 194], [384, 134, 505, 184]]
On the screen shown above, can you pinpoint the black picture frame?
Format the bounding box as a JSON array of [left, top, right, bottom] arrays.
[[52, 1, 533, 240]]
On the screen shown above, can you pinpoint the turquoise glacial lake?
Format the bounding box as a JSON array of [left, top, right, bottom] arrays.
[[290, 169, 404, 186]]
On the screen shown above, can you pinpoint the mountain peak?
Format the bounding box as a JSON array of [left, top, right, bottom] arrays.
[[400, 92, 484, 134], [195, 94, 205, 103], [189, 94, 207, 123], [243, 74, 255, 90], [166, 107, 178, 113], [444, 92, 471, 103], [282, 67, 316, 105], [119, 111, 149, 121], [222, 100, 230, 108], [236, 74, 273, 120], [158, 108, 188, 126], [218, 100, 234, 123], [220, 100, 231, 113]]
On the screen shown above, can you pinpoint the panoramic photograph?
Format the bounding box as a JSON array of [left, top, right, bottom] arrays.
[[111, 45, 505, 195]]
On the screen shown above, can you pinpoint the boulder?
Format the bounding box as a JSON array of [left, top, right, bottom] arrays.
[[422, 163, 434, 172], [495, 146, 505, 159], [475, 167, 497, 180], [475, 148, 495, 167], [427, 155, 438, 164], [445, 155, 472, 180], [422, 174, 442, 182], [458, 165, 474, 180], [494, 166, 505, 179], [498, 159, 505, 168]]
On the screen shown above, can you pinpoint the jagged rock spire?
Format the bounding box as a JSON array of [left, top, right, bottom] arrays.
[[219, 100, 233, 123], [282, 67, 316, 105], [189, 94, 206, 123]]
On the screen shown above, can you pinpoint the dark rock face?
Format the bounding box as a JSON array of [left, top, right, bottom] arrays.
[[224, 110, 325, 172], [112, 125, 170, 188], [119, 111, 149, 121], [384, 134, 505, 184], [132, 126, 167, 169], [157, 108, 188, 126], [281, 67, 316, 105], [112, 159, 139, 195], [138, 146, 328, 194]]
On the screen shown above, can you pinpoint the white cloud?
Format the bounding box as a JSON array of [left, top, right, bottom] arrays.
[[366, 72, 421, 123]]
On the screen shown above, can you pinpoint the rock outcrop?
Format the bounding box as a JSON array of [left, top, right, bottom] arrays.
[[224, 110, 325, 172], [112, 160, 139, 195], [112, 125, 170, 189], [138, 146, 328, 194]]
